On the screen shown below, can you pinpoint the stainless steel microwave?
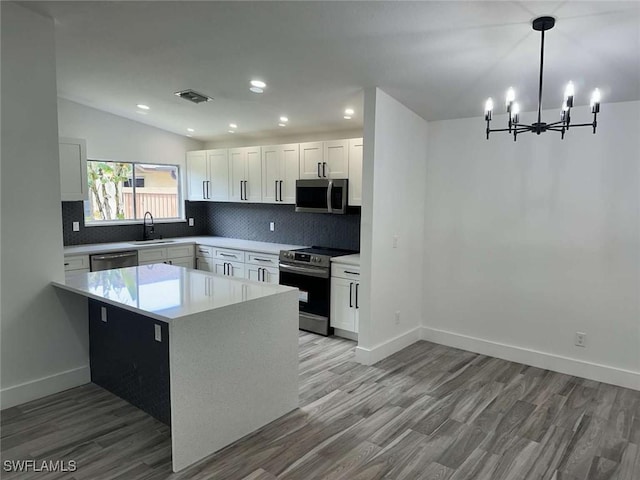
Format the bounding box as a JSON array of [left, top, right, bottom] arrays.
[[295, 179, 348, 214]]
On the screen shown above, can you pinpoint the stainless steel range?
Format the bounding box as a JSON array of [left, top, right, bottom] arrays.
[[279, 246, 356, 336]]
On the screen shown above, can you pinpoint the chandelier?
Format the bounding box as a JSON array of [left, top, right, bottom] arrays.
[[484, 16, 601, 141]]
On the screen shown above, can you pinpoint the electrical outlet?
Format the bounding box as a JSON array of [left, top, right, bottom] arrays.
[[393, 235, 399, 248], [575, 332, 586, 347], [395, 311, 400, 325], [101, 307, 107, 323], [188, 218, 194, 227], [270, 222, 275, 232], [154, 324, 162, 342], [72, 221, 80, 232]]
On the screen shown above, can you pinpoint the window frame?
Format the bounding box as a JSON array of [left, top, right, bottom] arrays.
[[84, 159, 185, 226]]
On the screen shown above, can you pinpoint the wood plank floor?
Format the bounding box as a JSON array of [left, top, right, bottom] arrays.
[[2, 332, 639, 480]]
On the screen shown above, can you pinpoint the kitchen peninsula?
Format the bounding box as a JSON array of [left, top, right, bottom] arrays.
[[52, 264, 299, 472]]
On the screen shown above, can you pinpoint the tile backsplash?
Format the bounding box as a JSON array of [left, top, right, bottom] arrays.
[[206, 202, 360, 251], [61, 201, 209, 245], [62, 201, 360, 251]]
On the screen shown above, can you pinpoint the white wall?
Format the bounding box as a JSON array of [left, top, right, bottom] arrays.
[[356, 88, 428, 364], [204, 128, 363, 149], [1, 3, 90, 409], [58, 98, 204, 165], [423, 101, 640, 389]]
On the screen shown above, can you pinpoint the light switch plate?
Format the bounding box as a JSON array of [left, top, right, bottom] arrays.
[[72, 221, 80, 232], [154, 324, 162, 342], [188, 218, 194, 227]]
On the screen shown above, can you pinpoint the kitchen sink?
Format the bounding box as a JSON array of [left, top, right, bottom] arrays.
[[130, 239, 177, 245]]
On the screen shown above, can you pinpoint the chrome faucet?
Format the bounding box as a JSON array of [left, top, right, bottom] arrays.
[[143, 211, 155, 240]]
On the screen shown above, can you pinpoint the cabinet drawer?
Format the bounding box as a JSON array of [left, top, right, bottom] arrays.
[[331, 264, 360, 280], [64, 255, 89, 271], [167, 244, 194, 259], [195, 245, 214, 258], [138, 248, 166, 262], [214, 248, 245, 263], [246, 252, 279, 267]]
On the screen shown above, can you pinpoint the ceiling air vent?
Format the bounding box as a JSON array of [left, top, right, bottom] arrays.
[[174, 89, 212, 104]]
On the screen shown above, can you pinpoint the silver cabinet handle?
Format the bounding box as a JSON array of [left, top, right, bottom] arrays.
[[327, 180, 333, 213]]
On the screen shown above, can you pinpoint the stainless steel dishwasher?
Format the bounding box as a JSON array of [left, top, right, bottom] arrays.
[[90, 251, 138, 271]]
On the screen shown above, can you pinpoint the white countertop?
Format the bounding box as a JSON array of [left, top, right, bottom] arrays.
[[63, 236, 307, 256], [52, 264, 297, 322], [331, 253, 360, 266]]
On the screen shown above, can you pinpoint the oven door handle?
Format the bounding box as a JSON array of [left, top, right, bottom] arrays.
[[279, 263, 329, 279]]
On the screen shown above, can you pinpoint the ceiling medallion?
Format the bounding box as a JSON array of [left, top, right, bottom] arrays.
[[484, 16, 601, 141]]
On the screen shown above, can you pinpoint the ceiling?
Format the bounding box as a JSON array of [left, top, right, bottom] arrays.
[[28, 1, 640, 143]]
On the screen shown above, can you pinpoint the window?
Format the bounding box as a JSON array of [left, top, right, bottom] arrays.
[[85, 161, 182, 223]]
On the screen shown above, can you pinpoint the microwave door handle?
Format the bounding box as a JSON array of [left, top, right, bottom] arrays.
[[327, 180, 333, 213]]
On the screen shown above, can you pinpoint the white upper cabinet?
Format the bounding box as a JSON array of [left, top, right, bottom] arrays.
[[208, 149, 230, 201], [186, 150, 208, 201], [186, 149, 229, 201], [229, 147, 261, 202], [59, 137, 88, 201], [323, 139, 349, 178], [299, 142, 324, 179], [348, 138, 363, 206], [261, 143, 299, 204]]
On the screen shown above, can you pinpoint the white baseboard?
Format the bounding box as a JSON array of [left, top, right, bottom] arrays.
[[355, 327, 421, 365], [420, 326, 640, 391], [0, 365, 90, 410]]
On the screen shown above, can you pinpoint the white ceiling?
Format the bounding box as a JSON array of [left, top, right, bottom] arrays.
[[28, 1, 640, 143]]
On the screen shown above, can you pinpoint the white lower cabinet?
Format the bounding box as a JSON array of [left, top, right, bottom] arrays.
[[195, 245, 281, 283], [330, 264, 361, 337], [213, 259, 245, 279], [64, 254, 90, 273], [138, 245, 194, 268]]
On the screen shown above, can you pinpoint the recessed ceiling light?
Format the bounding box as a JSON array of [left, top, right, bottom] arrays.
[[229, 123, 237, 129], [187, 128, 195, 132], [228, 130, 235, 134], [278, 123, 286, 127], [250, 80, 266, 89], [249, 87, 264, 94], [344, 115, 352, 120], [137, 104, 150, 110], [344, 108, 354, 115], [279, 116, 288, 122]]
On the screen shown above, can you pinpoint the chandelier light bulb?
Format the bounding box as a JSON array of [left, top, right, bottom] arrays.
[[564, 81, 575, 107], [505, 88, 515, 109], [485, 98, 493, 121], [590, 88, 601, 113], [511, 102, 520, 122]]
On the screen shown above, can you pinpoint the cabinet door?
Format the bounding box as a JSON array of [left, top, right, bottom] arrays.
[[246, 265, 279, 284], [330, 277, 356, 332], [354, 282, 360, 333], [324, 140, 349, 178], [208, 149, 230, 201], [186, 150, 209, 201], [299, 142, 323, 179], [196, 256, 215, 272], [213, 259, 244, 278], [59, 138, 88, 201], [261, 145, 280, 204], [281, 144, 300, 204], [348, 138, 363, 207], [169, 257, 194, 269], [245, 147, 262, 202], [229, 148, 246, 202]]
